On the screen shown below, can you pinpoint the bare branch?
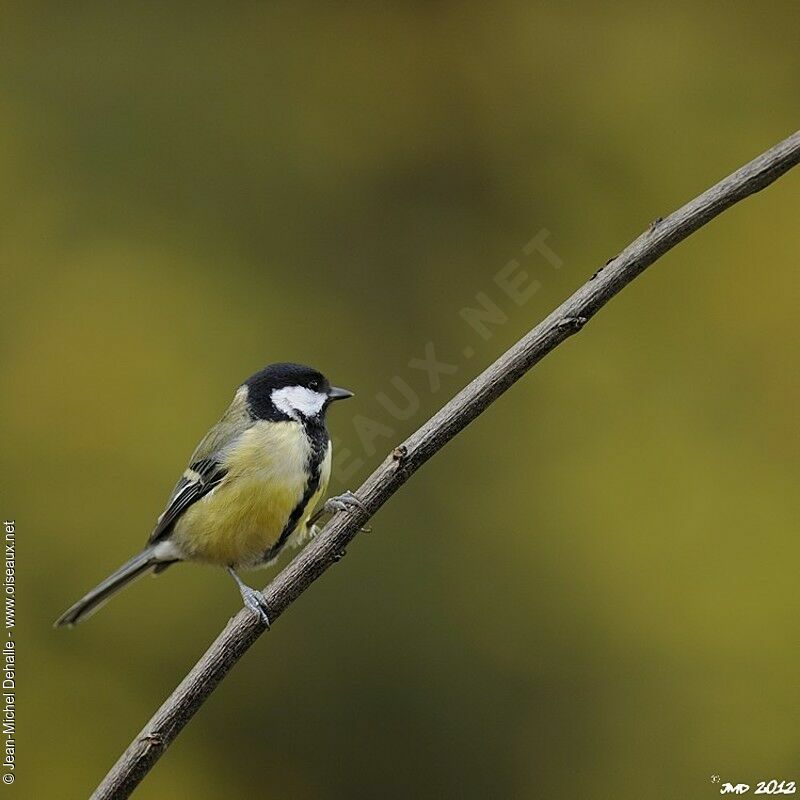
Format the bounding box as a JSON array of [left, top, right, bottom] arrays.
[[91, 130, 800, 799]]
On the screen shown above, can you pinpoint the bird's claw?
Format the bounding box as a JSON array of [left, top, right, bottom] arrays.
[[228, 566, 270, 627], [324, 490, 366, 516], [239, 585, 271, 628], [308, 491, 371, 531]]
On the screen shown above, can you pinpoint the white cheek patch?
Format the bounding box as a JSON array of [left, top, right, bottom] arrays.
[[271, 386, 327, 419]]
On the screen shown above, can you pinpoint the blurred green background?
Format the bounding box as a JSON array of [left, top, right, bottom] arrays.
[[2, 2, 799, 798]]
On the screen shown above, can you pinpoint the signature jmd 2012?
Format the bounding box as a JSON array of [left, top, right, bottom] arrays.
[[718, 781, 796, 795]]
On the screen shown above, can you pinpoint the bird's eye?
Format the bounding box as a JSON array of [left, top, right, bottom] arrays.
[[308, 380, 319, 390]]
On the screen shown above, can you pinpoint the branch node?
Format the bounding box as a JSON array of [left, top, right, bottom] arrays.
[[141, 732, 164, 749], [649, 216, 664, 231], [557, 316, 588, 332], [392, 444, 409, 465]]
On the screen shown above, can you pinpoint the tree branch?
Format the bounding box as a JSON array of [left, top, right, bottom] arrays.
[[92, 130, 800, 799]]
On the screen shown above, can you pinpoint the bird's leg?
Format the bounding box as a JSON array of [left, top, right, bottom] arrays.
[[308, 490, 370, 531], [227, 567, 270, 628]]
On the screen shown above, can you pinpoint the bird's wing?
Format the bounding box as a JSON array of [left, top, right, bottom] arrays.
[[148, 386, 253, 544], [148, 457, 228, 544]]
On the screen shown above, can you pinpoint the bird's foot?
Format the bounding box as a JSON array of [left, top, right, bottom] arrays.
[[324, 490, 365, 514], [324, 491, 371, 531], [239, 585, 271, 628], [228, 567, 270, 628]]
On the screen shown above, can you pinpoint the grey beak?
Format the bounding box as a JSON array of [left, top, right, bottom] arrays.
[[328, 386, 354, 402]]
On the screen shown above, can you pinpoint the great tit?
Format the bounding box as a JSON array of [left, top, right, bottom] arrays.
[[55, 363, 357, 628]]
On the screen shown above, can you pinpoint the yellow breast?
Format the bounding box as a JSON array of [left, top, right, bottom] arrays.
[[171, 421, 329, 568]]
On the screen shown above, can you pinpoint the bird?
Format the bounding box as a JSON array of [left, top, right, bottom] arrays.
[[55, 362, 359, 628]]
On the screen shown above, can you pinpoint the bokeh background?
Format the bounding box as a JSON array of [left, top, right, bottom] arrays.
[[2, 3, 799, 798]]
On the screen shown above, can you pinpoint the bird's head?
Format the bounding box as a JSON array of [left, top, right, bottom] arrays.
[[244, 363, 353, 422]]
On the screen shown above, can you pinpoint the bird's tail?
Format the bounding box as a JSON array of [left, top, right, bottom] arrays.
[[54, 546, 161, 627]]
